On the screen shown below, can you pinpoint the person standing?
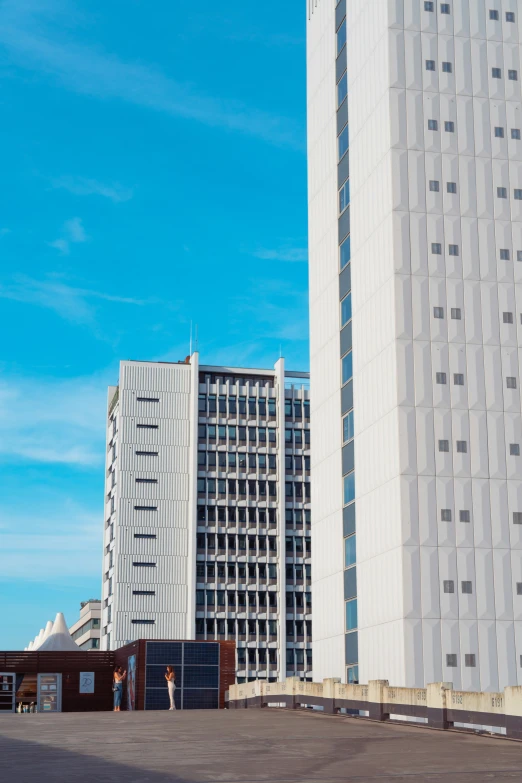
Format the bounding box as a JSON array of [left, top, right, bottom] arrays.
[[113, 666, 126, 712], [165, 666, 176, 710]]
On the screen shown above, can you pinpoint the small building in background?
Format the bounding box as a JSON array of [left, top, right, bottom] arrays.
[[69, 600, 101, 650]]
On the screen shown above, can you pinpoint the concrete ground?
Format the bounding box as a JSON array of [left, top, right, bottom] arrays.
[[0, 709, 521, 782]]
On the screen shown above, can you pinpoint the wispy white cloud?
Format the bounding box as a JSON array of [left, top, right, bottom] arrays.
[[0, 0, 304, 151], [51, 175, 133, 203], [0, 275, 145, 326], [49, 216, 87, 254], [252, 247, 308, 263]]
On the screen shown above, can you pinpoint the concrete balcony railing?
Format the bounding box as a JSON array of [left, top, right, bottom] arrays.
[[226, 677, 522, 740]]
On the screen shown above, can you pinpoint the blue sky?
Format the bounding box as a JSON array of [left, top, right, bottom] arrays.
[[0, 0, 308, 649]]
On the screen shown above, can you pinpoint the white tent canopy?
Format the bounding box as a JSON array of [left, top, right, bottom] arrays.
[[33, 628, 45, 651], [37, 612, 80, 652]]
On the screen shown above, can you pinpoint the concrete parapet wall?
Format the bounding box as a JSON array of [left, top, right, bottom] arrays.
[[228, 679, 522, 740]]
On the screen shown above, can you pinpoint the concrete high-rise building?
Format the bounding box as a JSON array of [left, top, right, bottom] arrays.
[[101, 354, 312, 682], [307, 0, 522, 692], [69, 600, 101, 650]]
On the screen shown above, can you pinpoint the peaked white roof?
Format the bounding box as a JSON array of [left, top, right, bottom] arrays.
[[41, 620, 54, 645], [33, 628, 45, 651], [27, 641, 34, 651], [37, 612, 80, 652]]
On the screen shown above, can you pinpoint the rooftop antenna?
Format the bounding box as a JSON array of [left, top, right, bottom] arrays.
[[195, 324, 199, 353], [189, 320, 193, 356], [279, 343, 282, 359]]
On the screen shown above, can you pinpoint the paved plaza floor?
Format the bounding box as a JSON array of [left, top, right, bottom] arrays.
[[0, 709, 521, 782]]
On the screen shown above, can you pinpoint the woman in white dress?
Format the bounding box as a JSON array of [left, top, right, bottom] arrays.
[[165, 666, 176, 710]]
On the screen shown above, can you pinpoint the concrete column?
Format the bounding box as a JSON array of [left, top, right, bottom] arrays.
[[427, 682, 452, 729], [368, 680, 389, 721]]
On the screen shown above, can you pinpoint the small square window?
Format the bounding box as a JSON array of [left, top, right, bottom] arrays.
[[465, 654, 476, 668], [456, 440, 467, 454], [442, 62, 452, 73], [489, 10, 499, 21], [498, 187, 508, 199], [424, 0, 434, 9], [518, 251, 522, 262], [434, 306, 444, 319], [500, 249, 510, 260], [515, 189, 522, 200], [512, 129, 521, 140], [445, 121, 455, 132], [447, 182, 457, 194], [439, 439, 449, 452], [443, 580, 454, 593], [462, 581, 473, 594], [509, 70, 518, 81], [492, 67, 502, 79], [441, 3, 450, 13], [432, 242, 442, 254], [428, 119, 438, 131], [429, 180, 440, 192], [449, 245, 459, 256], [451, 307, 461, 319], [441, 508, 452, 522], [454, 373, 464, 386], [426, 60, 436, 71], [446, 654, 457, 667], [436, 372, 447, 384], [503, 312, 514, 324], [495, 126, 505, 138], [510, 444, 520, 456], [459, 510, 470, 523], [514, 512, 522, 524], [517, 583, 522, 595], [507, 12, 516, 23], [507, 377, 517, 389]]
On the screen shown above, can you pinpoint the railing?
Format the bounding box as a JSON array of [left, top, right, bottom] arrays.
[[227, 677, 522, 740]]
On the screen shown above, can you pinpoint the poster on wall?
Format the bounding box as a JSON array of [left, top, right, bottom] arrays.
[[127, 655, 136, 711], [79, 673, 95, 694]]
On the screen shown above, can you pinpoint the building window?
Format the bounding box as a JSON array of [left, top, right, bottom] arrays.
[[507, 12, 516, 22], [445, 121, 455, 132], [339, 180, 350, 213], [460, 510, 470, 523], [510, 444, 520, 456], [342, 352, 353, 385], [134, 533, 157, 540], [515, 189, 522, 200], [495, 126, 505, 138], [518, 251, 522, 262], [447, 182, 457, 194], [432, 243, 442, 255], [436, 372, 447, 384], [441, 3, 450, 13], [134, 505, 158, 511], [512, 129, 521, 140], [509, 70, 518, 81], [454, 374, 464, 386], [424, 1, 434, 9], [429, 180, 440, 192], [340, 236, 351, 269], [434, 307, 444, 319], [426, 60, 436, 71], [131, 619, 155, 625], [341, 293, 352, 326], [507, 377, 517, 389], [338, 72, 347, 107], [443, 580, 454, 593], [442, 62, 452, 73], [441, 509, 452, 522], [345, 535, 356, 567], [492, 68, 502, 79], [439, 440, 450, 452], [489, 9, 499, 20], [345, 599, 358, 631], [428, 119, 438, 131], [137, 396, 159, 403], [503, 312, 514, 324], [451, 307, 461, 319], [500, 249, 510, 260], [514, 512, 522, 524], [343, 410, 354, 442], [462, 581, 473, 594], [136, 423, 158, 430], [135, 450, 159, 456], [135, 478, 158, 484], [446, 654, 457, 667], [343, 472, 355, 505], [517, 584, 522, 595], [465, 654, 476, 668], [337, 19, 346, 54], [449, 245, 459, 256], [132, 561, 156, 567], [498, 187, 508, 198], [339, 125, 349, 160], [456, 440, 467, 454]]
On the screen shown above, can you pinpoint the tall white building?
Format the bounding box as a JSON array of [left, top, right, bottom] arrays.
[[69, 600, 101, 650], [308, 0, 522, 692], [101, 354, 312, 682]]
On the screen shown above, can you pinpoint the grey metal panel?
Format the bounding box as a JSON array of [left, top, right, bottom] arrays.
[[338, 154, 349, 188], [338, 207, 350, 243], [337, 100, 348, 136], [340, 322, 352, 357], [345, 631, 358, 665], [336, 50, 347, 84], [341, 381, 353, 414], [339, 264, 351, 299], [342, 441, 355, 475], [335, 0, 346, 30], [344, 566, 357, 599], [343, 503, 356, 537]]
